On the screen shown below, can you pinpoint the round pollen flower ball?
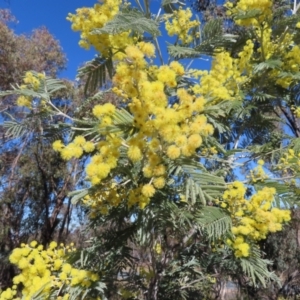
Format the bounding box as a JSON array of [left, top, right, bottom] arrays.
[[128, 145, 143, 162], [83, 141, 95, 153], [53, 140, 64, 152], [143, 165, 153, 178], [175, 135, 187, 147], [73, 145, 84, 158], [167, 145, 181, 160], [138, 41, 156, 57], [30, 240, 38, 248], [49, 241, 57, 250], [257, 159, 264, 165], [153, 177, 166, 189], [61, 147, 74, 160], [142, 184, 156, 198], [73, 135, 86, 146], [102, 103, 116, 115], [188, 134, 202, 148], [93, 105, 105, 118], [170, 61, 185, 75], [62, 263, 72, 274]]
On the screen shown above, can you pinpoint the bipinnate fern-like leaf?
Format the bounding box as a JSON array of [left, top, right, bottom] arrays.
[[253, 59, 283, 74], [41, 77, 67, 95], [0, 87, 41, 99], [69, 188, 90, 205], [29, 281, 107, 300], [3, 120, 29, 139], [179, 158, 226, 204], [196, 18, 237, 54], [234, 8, 262, 21], [161, 0, 184, 13], [239, 246, 280, 288], [195, 33, 238, 56], [92, 9, 161, 36], [167, 45, 202, 59], [196, 206, 232, 239], [77, 56, 114, 96], [168, 18, 237, 59]]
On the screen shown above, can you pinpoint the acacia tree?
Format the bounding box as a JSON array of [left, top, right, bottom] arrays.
[[2, 0, 300, 299]]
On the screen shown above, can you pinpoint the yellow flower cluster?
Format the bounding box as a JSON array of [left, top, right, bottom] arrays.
[[259, 28, 300, 88], [67, 0, 133, 60], [249, 159, 268, 182], [113, 44, 212, 156], [201, 146, 218, 156], [0, 241, 99, 300], [222, 182, 290, 257], [292, 105, 300, 118], [225, 0, 272, 26], [276, 45, 300, 88], [154, 242, 162, 255], [53, 135, 95, 160], [85, 137, 121, 186], [128, 184, 153, 209], [192, 51, 248, 102], [87, 45, 212, 208], [165, 7, 199, 44], [16, 95, 32, 108], [16, 72, 45, 108], [277, 148, 300, 175], [225, 0, 300, 90], [237, 39, 254, 74], [54, 36, 214, 211], [23, 71, 44, 91], [253, 26, 300, 88], [197, 16, 297, 94], [83, 183, 125, 216], [62, 0, 217, 213]]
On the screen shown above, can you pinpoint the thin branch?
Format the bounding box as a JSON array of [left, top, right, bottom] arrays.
[[154, 38, 164, 65]]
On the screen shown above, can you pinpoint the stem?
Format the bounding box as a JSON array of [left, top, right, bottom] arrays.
[[259, 24, 266, 61], [47, 100, 75, 121], [226, 175, 296, 185], [155, 8, 161, 21], [70, 127, 93, 131], [154, 38, 164, 65], [143, 0, 150, 17], [292, 0, 300, 14], [134, 0, 144, 12]]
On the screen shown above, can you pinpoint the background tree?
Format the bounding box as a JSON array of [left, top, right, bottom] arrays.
[[0, 10, 85, 290], [0, 9, 66, 92]]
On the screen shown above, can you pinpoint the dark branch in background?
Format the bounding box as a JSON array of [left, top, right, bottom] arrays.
[[280, 106, 300, 137]]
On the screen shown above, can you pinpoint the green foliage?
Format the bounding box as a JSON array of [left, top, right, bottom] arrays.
[[196, 206, 232, 240], [239, 246, 279, 288], [93, 9, 161, 36], [3, 119, 29, 139], [77, 56, 114, 96], [168, 18, 238, 58]]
